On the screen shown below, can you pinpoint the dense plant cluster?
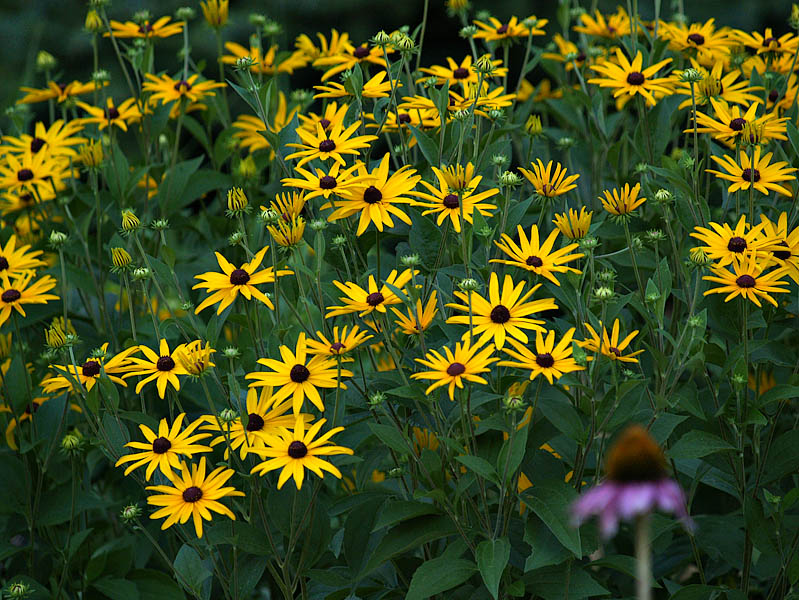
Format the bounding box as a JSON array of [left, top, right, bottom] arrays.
[[3, 0, 799, 598]]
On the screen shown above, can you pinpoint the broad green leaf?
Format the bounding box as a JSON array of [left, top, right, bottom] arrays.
[[668, 430, 735, 460], [173, 545, 212, 598], [521, 481, 581, 557], [476, 537, 510, 599], [455, 454, 498, 483], [405, 557, 476, 600], [367, 422, 411, 455]]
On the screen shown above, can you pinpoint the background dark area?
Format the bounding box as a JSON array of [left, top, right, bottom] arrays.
[[0, 0, 794, 113]]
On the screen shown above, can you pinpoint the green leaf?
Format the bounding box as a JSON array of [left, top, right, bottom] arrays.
[[173, 545, 212, 598], [498, 420, 529, 483], [405, 557, 476, 600], [455, 455, 498, 483], [409, 125, 440, 166], [93, 577, 141, 600], [476, 538, 510, 599], [367, 422, 411, 455], [157, 157, 203, 217], [668, 584, 723, 600], [408, 212, 443, 267], [668, 430, 735, 460], [521, 481, 582, 557], [128, 569, 186, 600], [372, 500, 440, 531]]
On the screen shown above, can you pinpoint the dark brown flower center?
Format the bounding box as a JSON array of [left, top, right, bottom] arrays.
[[729, 117, 746, 131], [318, 118, 331, 129], [288, 440, 308, 458], [0, 257, 8, 271], [763, 37, 779, 47], [453, 67, 469, 79], [741, 168, 760, 182], [24, 403, 39, 414], [687, 33, 705, 45], [20, 194, 32, 205], [289, 364, 310, 383], [769, 89, 779, 102], [496, 24, 509, 34], [17, 169, 34, 182], [182, 486, 203, 502], [353, 45, 370, 59], [156, 356, 175, 371], [535, 353, 555, 368], [442, 194, 459, 209], [152, 437, 172, 453], [106, 107, 120, 120], [1, 289, 21, 303], [363, 185, 383, 204], [626, 72, 645, 85], [319, 175, 337, 189], [576, 52, 587, 62], [246, 413, 265, 431], [609, 346, 622, 357], [490, 304, 511, 324], [30, 137, 45, 153], [736, 274, 756, 288], [82, 360, 101, 377], [229, 269, 250, 285], [446, 362, 466, 376], [330, 342, 345, 352], [727, 236, 748, 252], [138, 23, 154, 34], [773, 244, 792, 260], [318, 139, 336, 152], [173, 80, 192, 92], [526, 255, 543, 267], [397, 113, 411, 124], [605, 425, 667, 482], [366, 291, 385, 306]]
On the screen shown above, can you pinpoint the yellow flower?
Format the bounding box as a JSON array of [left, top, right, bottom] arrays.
[[392, 290, 439, 335], [759, 212, 799, 283], [105, 17, 185, 39], [672, 59, 763, 110], [418, 55, 508, 88], [110, 247, 132, 269], [121, 209, 140, 232], [78, 141, 104, 167], [573, 8, 631, 39], [734, 28, 798, 55], [499, 328, 584, 384], [115, 413, 211, 480], [1, 396, 80, 451], [285, 121, 377, 168], [124, 339, 189, 399], [519, 160, 579, 198], [473, 15, 547, 42], [411, 337, 498, 401], [17, 80, 108, 105], [552, 207, 592, 240], [707, 146, 797, 197], [76, 97, 142, 132], [313, 70, 397, 99], [192, 247, 292, 314], [588, 48, 673, 107], [703, 254, 789, 308], [579, 319, 644, 363], [268, 215, 306, 247], [226, 187, 248, 212], [146, 458, 244, 538], [295, 29, 353, 61], [0, 151, 71, 198], [491, 224, 584, 285], [321, 153, 419, 236], [1, 119, 86, 159], [0, 234, 46, 276], [305, 326, 373, 360], [245, 333, 352, 414], [0, 271, 58, 329], [690, 214, 773, 267], [175, 340, 215, 376], [221, 42, 309, 76], [143, 73, 225, 117], [692, 99, 787, 146], [658, 18, 731, 66], [281, 162, 360, 201], [599, 182, 646, 216], [446, 272, 557, 349], [326, 268, 417, 318], [313, 43, 388, 82], [42, 343, 139, 395], [250, 416, 354, 490], [200, 0, 228, 27]]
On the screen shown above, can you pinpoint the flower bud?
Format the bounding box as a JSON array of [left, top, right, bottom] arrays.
[[200, 0, 229, 27], [85, 9, 104, 33], [556, 136, 576, 150], [78, 141, 104, 168], [290, 89, 313, 104], [249, 13, 267, 27], [263, 19, 282, 36], [49, 231, 68, 248], [219, 408, 238, 423], [222, 346, 241, 359], [654, 188, 673, 205], [132, 267, 151, 281], [235, 56, 257, 71], [597, 269, 616, 283], [45, 321, 67, 350], [473, 53, 496, 75], [593, 286, 614, 302], [121, 210, 140, 233], [525, 114, 543, 137], [491, 154, 509, 167], [151, 218, 169, 231], [309, 218, 327, 231], [488, 109, 504, 121], [459, 25, 478, 38], [237, 155, 257, 180], [679, 68, 704, 83], [791, 4, 799, 30], [7, 582, 30, 599], [579, 235, 599, 250], [446, 0, 470, 13], [110, 247, 133, 270], [226, 187, 249, 214], [644, 229, 666, 244], [228, 231, 245, 246], [332, 235, 347, 247], [61, 432, 82, 453], [121, 504, 142, 522], [458, 277, 480, 292], [36, 50, 57, 72], [499, 171, 523, 186], [368, 391, 386, 407], [400, 253, 421, 267], [175, 7, 195, 21], [372, 30, 392, 46], [689, 246, 711, 266]]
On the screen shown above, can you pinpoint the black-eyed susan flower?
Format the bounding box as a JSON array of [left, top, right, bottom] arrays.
[[285, 121, 377, 168], [411, 166, 498, 232], [759, 212, 799, 282], [552, 207, 593, 240], [264, 191, 306, 222], [690, 215, 772, 267], [250, 416, 353, 489], [446, 272, 557, 349], [42, 343, 139, 395], [541, 34, 592, 70], [734, 27, 798, 55], [314, 71, 396, 99], [418, 55, 508, 88], [499, 328, 584, 384], [305, 325, 373, 361], [321, 153, 419, 236], [76, 97, 142, 132], [297, 101, 350, 134], [0, 151, 70, 198], [579, 319, 644, 363], [232, 92, 300, 158], [146, 458, 244, 538], [326, 268, 417, 318], [280, 162, 360, 200], [673, 60, 762, 110], [268, 215, 306, 247], [692, 99, 787, 145], [200, 0, 228, 27], [588, 48, 673, 107], [0, 234, 46, 276], [392, 290, 439, 335], [703, 254, 789, 307], [193, 246, 291, 314], [573, 7, 631, 39], [124, 339, 189, 399], [411, 337, 498, 401], [659, 18, 731, 66], [313, 43, 388, 81], [245, 332, 352, 414], [0, 271, 58, 328], [2, 396, 81, 451], [221, 42, 308, 75], [473, 15, 547, 42], [295, 29, 352, 60], [106, 16, 184, 39], [1, 120, 86, 159], [707, 147, 797, 197], [17, 80, 108, 105], [519, 159, 579, 198], [600, 183, 646, 216], [175, 340, 216, 377], [143, 73, 225, 115], [202, 387, 306, 459], [491, 224, 584, 285], [115, 413, 211, 480]]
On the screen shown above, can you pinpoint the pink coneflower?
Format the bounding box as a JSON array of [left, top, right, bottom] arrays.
[[572, 424, 693, 539]]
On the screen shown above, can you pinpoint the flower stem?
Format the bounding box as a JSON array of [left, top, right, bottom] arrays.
[[635, 514, 652, 600]]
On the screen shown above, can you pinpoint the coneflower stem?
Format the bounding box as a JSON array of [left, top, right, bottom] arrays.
[[635, 514, 652, 600]]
